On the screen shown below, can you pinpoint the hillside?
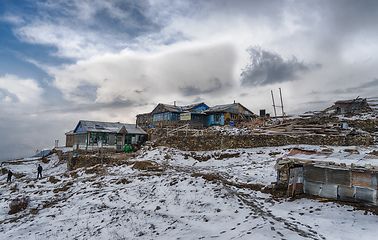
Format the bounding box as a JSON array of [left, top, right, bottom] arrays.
[[2, 145, 378, 239]]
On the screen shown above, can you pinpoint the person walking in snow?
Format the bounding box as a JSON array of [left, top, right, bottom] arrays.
[[7, 170, 12, 182], [37, 164, 43, 178]]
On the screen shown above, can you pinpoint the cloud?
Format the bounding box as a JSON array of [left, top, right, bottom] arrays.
[[179, 77, 223, 96], [325, 1, 378, 37], [1, 13, 25, 25], [2, 0, 378, 162], [240, 47, 311, 87], [358, 78, 378, 89], [15, 22, 112, 59], [50, 41, 237, 105], [328, 78, 378, 96], [0, 74, 43, 106], [11, 0, 162, 60], [0, 75, 48, 161], [0, 88, 19, 103]]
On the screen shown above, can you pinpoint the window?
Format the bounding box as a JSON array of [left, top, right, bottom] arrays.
[[191, 115, 200, 121], [125, 135, 136, 144]]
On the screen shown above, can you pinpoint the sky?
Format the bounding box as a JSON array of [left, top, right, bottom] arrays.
[[1, 0, 378, 161]]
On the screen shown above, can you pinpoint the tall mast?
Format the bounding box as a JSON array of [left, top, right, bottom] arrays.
[[271, 90, 277, 118], [279, 88, 285, 121]]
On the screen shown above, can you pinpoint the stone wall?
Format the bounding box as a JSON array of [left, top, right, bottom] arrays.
[[67, 154, 112, 170], [154, 133, 373, 151], [347, 119, 377, 133]]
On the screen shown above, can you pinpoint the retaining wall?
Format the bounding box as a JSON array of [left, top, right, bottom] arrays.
[[154, 134, 374, 151]]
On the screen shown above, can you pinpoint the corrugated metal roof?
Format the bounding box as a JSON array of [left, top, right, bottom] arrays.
[[205, 103, 235, 112], [204, 103, 254, 115], [160, 104, 181, 112], [181, 102, 208, 111], [286, 148, 378, 169], [160, 102, 207, 112], [74, 120, 147, 135]]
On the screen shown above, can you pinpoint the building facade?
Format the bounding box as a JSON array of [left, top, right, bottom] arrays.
[[136, 102, 256, 129], [335, 97, 368, 114], [66, 120, 147, 151], [204, 103, 256, 126], [137, 102, 209, 129]]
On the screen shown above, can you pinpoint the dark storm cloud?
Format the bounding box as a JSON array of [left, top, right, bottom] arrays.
[[240, 47, 311, 87], [179, 77, 222, 96]]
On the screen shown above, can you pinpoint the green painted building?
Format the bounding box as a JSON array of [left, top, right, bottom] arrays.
[[66, 120, 147, 151]]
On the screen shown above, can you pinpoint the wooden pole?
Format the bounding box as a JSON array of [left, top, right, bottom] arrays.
[[286, 164, 291, 197], [279, 88, 285, 121], [271, 90, 277, 118], [292, 168, 299, 197]]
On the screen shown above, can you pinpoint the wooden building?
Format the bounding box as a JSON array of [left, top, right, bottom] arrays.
[[204, 102, 256, 126], [137, 102, 209, 129], [335, 97, 368, 114], [137, 101, 256, 129], [65, 120, 147, 151]]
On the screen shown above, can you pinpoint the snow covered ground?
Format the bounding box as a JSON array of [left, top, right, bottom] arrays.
[[1, 145, 378, 239]]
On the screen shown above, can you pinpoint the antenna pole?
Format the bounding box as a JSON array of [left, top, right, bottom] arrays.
[[271, 90, 277, 118], [279, 88, 285, 121]]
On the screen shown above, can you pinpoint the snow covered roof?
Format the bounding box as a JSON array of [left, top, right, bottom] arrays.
[[285, 148, 378, 170], [73, 120, 147, 135], [157, 102, 208, 112], [204, 103, 255, 115]]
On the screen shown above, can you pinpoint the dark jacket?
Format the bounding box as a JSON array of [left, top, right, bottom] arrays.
[[38, 165, 43, 172]]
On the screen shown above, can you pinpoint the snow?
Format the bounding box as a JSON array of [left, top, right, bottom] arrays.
[[1, 145, 378, 239], [286, 145, 378, 169], [337, 112, 378, 121]]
